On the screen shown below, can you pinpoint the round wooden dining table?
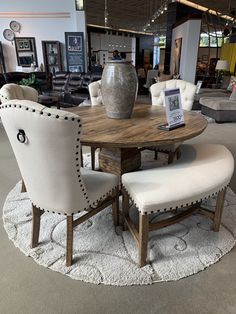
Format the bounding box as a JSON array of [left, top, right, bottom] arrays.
[[68, 104, 208, 175]]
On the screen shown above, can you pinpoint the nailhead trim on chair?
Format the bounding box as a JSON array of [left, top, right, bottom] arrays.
[[122, 184, 229, 215], [1, 103, 118, 215]]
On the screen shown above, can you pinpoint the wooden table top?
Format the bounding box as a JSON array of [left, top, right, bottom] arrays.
[[68, 104, 208, 148]]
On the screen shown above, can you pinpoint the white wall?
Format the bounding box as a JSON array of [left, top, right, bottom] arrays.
[[90, 32, 136, 65], [0, 0, 86, 72], [171, 19, 201, 83]]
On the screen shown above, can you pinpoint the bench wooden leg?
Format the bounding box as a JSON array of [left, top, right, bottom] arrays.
[[31, 204, 44, 248], [122, 188, 129, 231], [213, 188, 227, 232], [91, 147, 97, 170], [139, 213, 149, 267], [21, 179, 27, 193], [66, 215, 74, 266]]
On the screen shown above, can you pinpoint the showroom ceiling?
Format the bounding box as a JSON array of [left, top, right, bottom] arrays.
[[85, 0, 236, 34]]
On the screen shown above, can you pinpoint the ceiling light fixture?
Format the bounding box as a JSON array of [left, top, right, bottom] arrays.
[[176, 0, 235, 22], [104, 0, 109, 27], [144, 0, 170, 32]]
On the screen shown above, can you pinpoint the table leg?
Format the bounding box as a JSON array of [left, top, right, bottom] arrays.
[[99, 147, 141, 176]]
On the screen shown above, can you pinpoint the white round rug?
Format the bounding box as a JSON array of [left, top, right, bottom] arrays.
[[3, 152, 236, 286]]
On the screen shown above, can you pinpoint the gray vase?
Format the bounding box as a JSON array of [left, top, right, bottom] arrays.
[[101, 61, 138, 119]]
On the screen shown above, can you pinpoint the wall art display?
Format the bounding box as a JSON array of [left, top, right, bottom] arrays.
[[15, 37, 38, 67], [42, 40, 62, 74], [16, 39, 32, 51], [65, 32, 85, 72], [173, 37, 182, 76]]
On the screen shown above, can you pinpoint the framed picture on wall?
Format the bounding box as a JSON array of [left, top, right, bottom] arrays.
[[173, 38, 182, 76], [67, 35, 82, 52], [65, 32, 85, 72], [14, 37, 38, 67], [16, 39, 32, 51]]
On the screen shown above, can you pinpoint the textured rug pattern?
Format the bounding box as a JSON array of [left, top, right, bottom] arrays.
[[2, 152, 236, 286]]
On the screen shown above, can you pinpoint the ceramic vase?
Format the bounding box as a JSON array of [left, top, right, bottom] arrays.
[[101, 61, 138, 119]]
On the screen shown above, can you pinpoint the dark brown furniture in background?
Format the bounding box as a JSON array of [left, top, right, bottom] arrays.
[[42, 41, 62, 74]]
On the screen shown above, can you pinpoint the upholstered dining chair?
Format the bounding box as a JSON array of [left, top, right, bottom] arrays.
[[0, 100, 119, 266], [149, 79, 197, 163], [87, 80, 102, 170], [88, 80, 102, 106], [0, 83, 38, 104], [0, 83, 39, 192]]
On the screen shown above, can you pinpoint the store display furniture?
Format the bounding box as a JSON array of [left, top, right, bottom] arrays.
[[149, 79, 197, 162], [0, 83, 38, 104], [42, 40, 62, 74], [200, 89, 236, 123], [1, 71, 102, 107], [67, 105, 207, 176], [0, 100, 119, 266], [122, 144, 234, 266]]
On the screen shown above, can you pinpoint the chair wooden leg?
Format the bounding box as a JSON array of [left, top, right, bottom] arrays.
[[21, 179, 27, 193], [213, 188, 227, 232], [112, 187, 119, 226], [176, 147, 181, 160], [154, 150, 158, 160], [168, 151, 175, 164], [139, 213, 149, 267], [91, 147, 96, 170], [31, 204, 43, 248], [66, 215, 74, 266], [122, 188, 129, 231]]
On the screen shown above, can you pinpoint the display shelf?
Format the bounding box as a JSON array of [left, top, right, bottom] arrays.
[[42, 41, 62, 74]]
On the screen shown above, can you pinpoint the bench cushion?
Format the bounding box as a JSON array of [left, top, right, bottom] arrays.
[[122, 144, 234, 214]]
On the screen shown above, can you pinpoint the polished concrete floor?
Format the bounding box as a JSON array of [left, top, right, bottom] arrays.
[[1, 115, 236, 314]]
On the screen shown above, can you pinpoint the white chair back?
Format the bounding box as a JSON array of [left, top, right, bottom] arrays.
[[0, 100, 90, 214], [0, 83, 38, 103], [88, 80, 103, 106], [150, 79, 197, 111]]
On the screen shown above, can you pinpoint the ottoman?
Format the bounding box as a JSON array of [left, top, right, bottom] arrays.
[[200, 96, 236, 123]]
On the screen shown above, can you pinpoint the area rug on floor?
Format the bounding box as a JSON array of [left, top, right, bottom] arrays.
[[2, 152, 236, 286]]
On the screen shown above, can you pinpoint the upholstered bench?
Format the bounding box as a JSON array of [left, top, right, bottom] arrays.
[[122, 144, 234, 267]]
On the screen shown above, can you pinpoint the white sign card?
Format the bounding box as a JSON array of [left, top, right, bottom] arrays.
[[196, 80, 203, 94], [160, 88, 185, 130]]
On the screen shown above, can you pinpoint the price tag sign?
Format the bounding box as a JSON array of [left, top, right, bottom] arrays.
[[163, 88, 185, 130]]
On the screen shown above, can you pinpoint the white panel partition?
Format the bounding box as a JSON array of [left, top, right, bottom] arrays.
[[171, 19, 201, 83]]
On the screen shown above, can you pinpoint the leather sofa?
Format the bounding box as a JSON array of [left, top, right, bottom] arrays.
[[3, 71, 52, 94], [47, 71, 102, 107], [0, 71, 102, 107]]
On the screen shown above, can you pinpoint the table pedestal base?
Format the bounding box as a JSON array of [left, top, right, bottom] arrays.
[[99, 148, 141, 176]]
